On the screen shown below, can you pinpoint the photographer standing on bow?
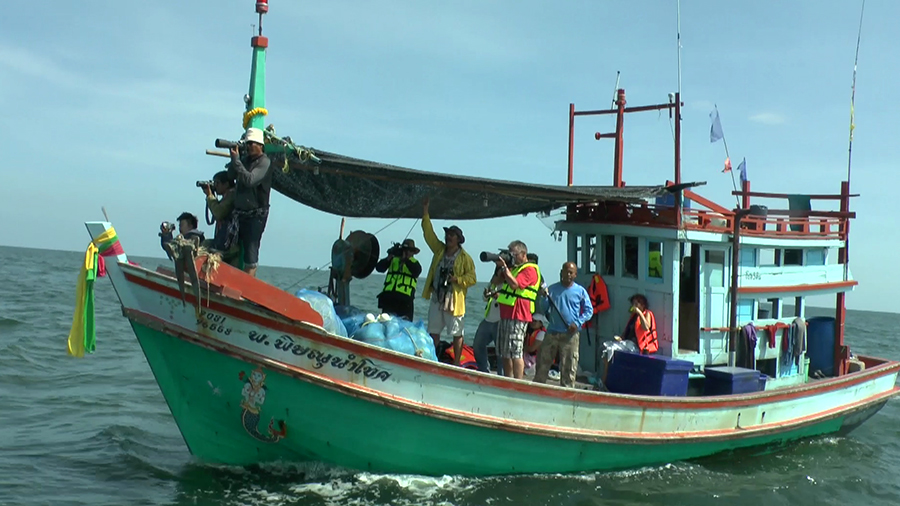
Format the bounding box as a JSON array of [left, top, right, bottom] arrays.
[[199, 171, 241, 267], [493, 241, 541, 380], [375, 239, 422, 321], [227, 127, 272, 278]]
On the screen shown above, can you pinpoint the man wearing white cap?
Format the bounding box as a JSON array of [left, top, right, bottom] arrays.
[[226, 127, 272, 277]]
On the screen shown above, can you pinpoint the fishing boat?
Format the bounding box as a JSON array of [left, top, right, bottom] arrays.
[[69, 1, 899, 476]]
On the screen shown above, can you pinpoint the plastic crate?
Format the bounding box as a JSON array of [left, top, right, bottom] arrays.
[[605, 351, 693, 397], [704, 366, 762, 395]]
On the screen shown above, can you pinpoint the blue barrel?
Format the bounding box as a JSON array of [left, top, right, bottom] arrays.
[[806, 316, 836, 377]]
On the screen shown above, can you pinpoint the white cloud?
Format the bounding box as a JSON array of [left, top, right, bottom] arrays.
[[749, 112, 787, 125]]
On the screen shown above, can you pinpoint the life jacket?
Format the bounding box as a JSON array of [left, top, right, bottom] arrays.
[[438, 342, 479, 370], [496, 262, 542, 313], [525, 328, 544, 352], [632, 309, 659, 354], [483, 289, 501, 318], [584, 274, 610, 328], [382, 257, 419, 297]]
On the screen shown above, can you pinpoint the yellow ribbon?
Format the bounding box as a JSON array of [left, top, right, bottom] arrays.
[[67, 243, 98, 358]]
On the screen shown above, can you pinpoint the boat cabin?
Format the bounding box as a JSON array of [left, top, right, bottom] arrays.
[[560, 89, 856, 392]]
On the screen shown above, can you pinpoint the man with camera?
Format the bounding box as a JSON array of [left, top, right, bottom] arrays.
[[159, 212, 206, 261], [198, 171, 241, 267], [492, 240, 541, 380], [226, 127, 272, 278], [374, 239, 423, 321], [421, 198, 477, 365]]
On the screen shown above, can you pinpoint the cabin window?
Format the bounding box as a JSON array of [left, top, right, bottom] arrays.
[[794, 296, 805, 318], [784, 249, 803, 266], [758, 299, 781, 320], [648, 241, 663, 281], [586, 234, 597, 272], [759, 248, 776, 267], [602, 236, 616, 276], [704, 249, 725, 288], [806, 249, 826, 266], [737, 298, 755, 324], [739, 248, 757, 267], [571, 234, 584, 270], [623, 236, 638, 278]]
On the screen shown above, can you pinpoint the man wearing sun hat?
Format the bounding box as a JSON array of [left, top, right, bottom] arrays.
[[375, 238, 423, 321], [421, 198, 477, 365], [227, 127, 272, 278]]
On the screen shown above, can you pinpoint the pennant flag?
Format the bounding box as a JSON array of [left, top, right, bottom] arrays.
[[722, 157, 732, 173], [737, 158, 748, 183], [710, 109, 724, 143]]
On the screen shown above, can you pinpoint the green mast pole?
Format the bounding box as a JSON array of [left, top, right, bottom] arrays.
[[244, 0, 269, 131]]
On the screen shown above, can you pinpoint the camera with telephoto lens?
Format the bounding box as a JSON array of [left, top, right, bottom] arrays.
[[160, 221, 176, 234], [388, 242, 404, 257], [195, 180, 215, 188], [479, 249, 513, 266], [215, 138, 248, 159]]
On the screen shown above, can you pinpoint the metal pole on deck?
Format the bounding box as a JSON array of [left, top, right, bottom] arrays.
[[728, 208, 752, 367]]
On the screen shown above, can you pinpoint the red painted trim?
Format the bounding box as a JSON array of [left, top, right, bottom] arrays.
[[120, 267, 900, 410], [251, 36, 268, 48], [129, 307, 900, 443], [738, 280, 857, 294]]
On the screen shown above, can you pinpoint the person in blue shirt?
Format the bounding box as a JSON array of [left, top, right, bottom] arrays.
[[533, 262, 593, 388]]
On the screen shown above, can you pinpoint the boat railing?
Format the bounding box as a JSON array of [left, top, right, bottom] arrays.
[[566, 200, 850, 240]]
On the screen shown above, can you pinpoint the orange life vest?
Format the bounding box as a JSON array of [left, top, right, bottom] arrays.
[[525, 328, 543, 351], [633, 309, 658, 354], [584, 274, 610, 328]]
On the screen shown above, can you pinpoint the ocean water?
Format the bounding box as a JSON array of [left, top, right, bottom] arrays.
[[2, 245, 899, 506]]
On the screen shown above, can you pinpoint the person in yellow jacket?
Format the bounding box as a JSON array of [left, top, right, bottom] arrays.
[[421, 198, 477, 365]]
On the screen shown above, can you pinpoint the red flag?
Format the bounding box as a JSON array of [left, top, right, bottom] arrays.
[[722, 157, 732, 173]]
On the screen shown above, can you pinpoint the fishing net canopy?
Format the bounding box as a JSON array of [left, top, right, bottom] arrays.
[[269, 149, 701, 220]]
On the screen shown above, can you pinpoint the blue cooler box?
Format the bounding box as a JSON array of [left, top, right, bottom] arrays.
[[704, 366, 762, 395], [605, 351, 693, 396]]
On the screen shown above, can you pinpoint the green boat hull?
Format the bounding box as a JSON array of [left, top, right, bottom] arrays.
[[132, 322, 879, 476]]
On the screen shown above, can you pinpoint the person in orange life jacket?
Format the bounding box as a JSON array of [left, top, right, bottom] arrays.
[[493, 240, 540, 380], [473, 266, 506, 375], [375, 239, 422, 321], [523, 313, 547, 375], [619, 293, 658, 355], [533, 262, 593, 388]]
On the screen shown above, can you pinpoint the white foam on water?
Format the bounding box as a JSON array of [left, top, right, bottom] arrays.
[[287, 472, 476, 506]]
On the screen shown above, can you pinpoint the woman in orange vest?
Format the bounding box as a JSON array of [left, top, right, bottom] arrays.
[[621, 294, 658, 355]]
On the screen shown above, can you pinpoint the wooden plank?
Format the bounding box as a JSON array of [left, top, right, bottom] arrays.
[[192, 256, 324, 326]]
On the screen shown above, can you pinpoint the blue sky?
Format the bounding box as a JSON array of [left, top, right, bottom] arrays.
[[2, 1, 897, 312]]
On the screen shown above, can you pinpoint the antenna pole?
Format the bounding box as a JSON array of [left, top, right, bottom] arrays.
[[847, 0, 865, 186], [676, 0, 682, 97]]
